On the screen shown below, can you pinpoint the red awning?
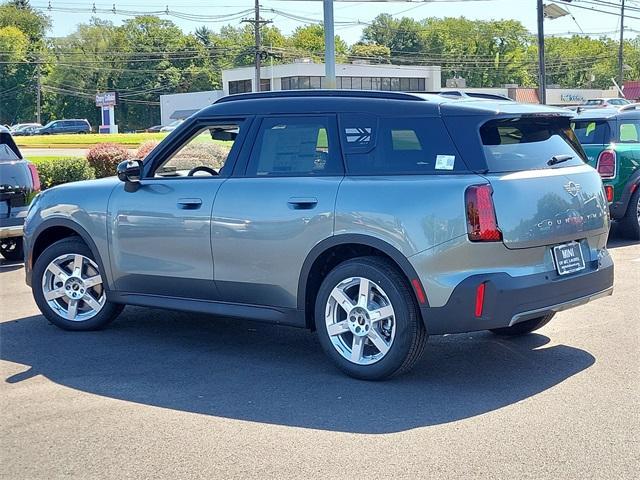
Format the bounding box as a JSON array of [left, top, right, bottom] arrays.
[[623, 81, 640, 101], [513, 88, 540, 104]]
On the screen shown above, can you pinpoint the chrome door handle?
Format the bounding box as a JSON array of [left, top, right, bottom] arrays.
[[287, 197, 318, 209], [177, 198, 202, 209]]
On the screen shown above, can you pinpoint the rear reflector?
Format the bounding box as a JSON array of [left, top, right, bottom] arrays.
[[27, 162, 41, 192], [604, 185, 614, 202], [465, 184, 502, 242], [411, 278, 427, 305], [474, 283, 486, 317], [596, 150, 616, 179]]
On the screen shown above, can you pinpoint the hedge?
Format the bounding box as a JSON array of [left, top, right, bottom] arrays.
[[31, 157, 95, 190]]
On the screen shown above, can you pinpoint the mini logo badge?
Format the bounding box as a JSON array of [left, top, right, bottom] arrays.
[[564, 181, 581, 197]]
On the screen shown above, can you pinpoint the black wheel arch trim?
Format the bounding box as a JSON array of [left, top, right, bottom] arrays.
[[297, 234, 430, 314], [27, 218, 111, 291], [610, 168, 640, 219]]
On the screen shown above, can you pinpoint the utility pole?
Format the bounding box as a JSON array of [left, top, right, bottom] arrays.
[[36, 61, 42, 124], [537, 0, 546, 104], [242, 1, 271, 93], [323, 0, 336, 89], [618, 0, 625, 97]]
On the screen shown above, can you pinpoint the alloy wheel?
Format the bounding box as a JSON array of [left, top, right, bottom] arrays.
[[41, 253, 105, 321], [325, 276, 396, 365]]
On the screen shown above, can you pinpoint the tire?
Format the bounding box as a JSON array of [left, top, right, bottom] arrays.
[[489, 313, 555, 336], [620, 186, 640, 241], [0, 238, 24, 261], [314, 256, 428, 380], [32, 237, 123, 331]]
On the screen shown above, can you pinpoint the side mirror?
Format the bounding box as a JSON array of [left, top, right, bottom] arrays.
[[117, 159, 143, 183]]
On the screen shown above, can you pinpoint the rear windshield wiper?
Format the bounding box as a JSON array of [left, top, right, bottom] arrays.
[[547, 154, 573, 166]]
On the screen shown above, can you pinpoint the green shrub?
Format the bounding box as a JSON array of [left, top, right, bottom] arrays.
[[31, 157, 95, 190], [86, 143, 130, 178]]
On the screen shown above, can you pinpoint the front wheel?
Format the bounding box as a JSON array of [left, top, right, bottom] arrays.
[[314, 256, 427, 380], [32, 237, 123, 330], [620, 186, 640, 241], [489, 313, 555, 336]]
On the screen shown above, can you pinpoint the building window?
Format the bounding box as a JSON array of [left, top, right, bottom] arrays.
[[281, 77, 290, 90], [229, 79, 252, 95], [260, 79, 271, 92], [279, 75, 426, 92]]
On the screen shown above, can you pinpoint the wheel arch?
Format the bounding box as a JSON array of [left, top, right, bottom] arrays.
[[27, 218, 110, 290], [298, 234, 428, 330]]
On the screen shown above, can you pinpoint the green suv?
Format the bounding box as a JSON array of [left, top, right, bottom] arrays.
[[572, 105, 640, 239]]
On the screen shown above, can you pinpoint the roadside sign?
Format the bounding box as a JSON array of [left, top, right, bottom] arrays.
[[96, 92, 117, 107]]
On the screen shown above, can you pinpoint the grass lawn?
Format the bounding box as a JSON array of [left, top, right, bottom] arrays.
[[25, 155, 82, 163], [16, 132, 169, 148]]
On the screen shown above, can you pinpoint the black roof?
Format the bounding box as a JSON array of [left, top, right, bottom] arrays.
[[573, 104, 640, 121], [204, 90, 571, 118]]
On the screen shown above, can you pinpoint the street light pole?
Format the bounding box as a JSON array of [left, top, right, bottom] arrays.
[[323, 0, 336, 89], [537, 0, 547, 104], [618, 0, 625, 97]]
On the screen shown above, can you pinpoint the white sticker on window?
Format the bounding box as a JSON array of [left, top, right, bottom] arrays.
[[435, 155, 455, 171]]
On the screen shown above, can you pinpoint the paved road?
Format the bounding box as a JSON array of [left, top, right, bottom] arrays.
[[21, 148, 89, 158], [1, 233, 638, 479]]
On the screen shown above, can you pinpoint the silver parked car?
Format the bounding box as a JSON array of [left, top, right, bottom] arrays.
[[23, 91, 614, 380]]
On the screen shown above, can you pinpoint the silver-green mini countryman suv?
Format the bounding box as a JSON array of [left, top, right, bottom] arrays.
[[24, 91, 614, 380]]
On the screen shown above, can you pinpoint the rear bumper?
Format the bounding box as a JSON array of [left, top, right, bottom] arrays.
[[0, 218, 23, 239], [421, 255, 614, 335]]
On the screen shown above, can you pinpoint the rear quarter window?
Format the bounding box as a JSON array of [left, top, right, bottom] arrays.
[[618, 120, 640, 143], [480, 117, 586, 173], [340, 114, 466, 175]]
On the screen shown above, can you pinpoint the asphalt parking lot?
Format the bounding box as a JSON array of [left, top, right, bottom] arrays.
[[1, 232, 638, 479]]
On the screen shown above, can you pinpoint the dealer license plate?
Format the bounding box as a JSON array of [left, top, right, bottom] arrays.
[[553, 241, 586, 276]]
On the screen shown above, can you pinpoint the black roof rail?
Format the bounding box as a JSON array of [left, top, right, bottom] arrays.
[[214, 89, 427, 104]]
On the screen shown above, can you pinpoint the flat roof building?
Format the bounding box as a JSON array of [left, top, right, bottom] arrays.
[[221, 61, 442, 96]]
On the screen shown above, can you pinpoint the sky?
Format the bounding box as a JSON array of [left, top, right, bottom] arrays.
[[26, 0, 640, 44]]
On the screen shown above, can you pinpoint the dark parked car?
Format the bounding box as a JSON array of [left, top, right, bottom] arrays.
[[36, 119, 91, 135], [572, 104, 640, 239], [0, 126, 40, 261], [24, 91, 613, 379]]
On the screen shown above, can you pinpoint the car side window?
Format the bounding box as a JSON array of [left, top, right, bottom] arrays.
[[152, 122, 243, 178], [246, 116, 341, 176], [340, 114, 464, 174], [619, 120, 640, 143]]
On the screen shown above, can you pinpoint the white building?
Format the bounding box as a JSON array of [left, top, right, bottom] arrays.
[[221, 61, 442, 95], [159, 90, 225, 127]]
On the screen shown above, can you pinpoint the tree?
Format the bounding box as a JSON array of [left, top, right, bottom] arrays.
[[0, 1, 49, 124], [288, 24, 348, 62], [350, 43, 391, 63]]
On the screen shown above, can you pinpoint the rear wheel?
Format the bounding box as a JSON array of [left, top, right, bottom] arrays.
[[314, 256, 427, 380], [489, 313, 554, 336], [0, 238, 23, 261], [620, 187, 640, 241], [32, 237, 123, 330]]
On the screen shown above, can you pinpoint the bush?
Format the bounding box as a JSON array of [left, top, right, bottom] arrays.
[[31, 157, 95, 190], [86, 143, 130, 178], [170, 142, 232, 171], [136, 140, 160, 159]]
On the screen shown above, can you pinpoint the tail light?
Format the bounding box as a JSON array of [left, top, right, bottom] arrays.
[[596, 150, 616, 178], [604, 185, 614, 202], [27, 163, 41, 192], [465, 184, 502, 242]]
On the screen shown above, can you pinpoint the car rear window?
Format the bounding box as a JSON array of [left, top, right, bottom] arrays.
[[480, 117, 586, 172], [340, 115, 465, 175], [571, 120, 611, 145]]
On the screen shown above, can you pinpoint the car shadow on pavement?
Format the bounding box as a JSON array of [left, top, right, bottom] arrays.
[[1, 307, 595, 434]]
